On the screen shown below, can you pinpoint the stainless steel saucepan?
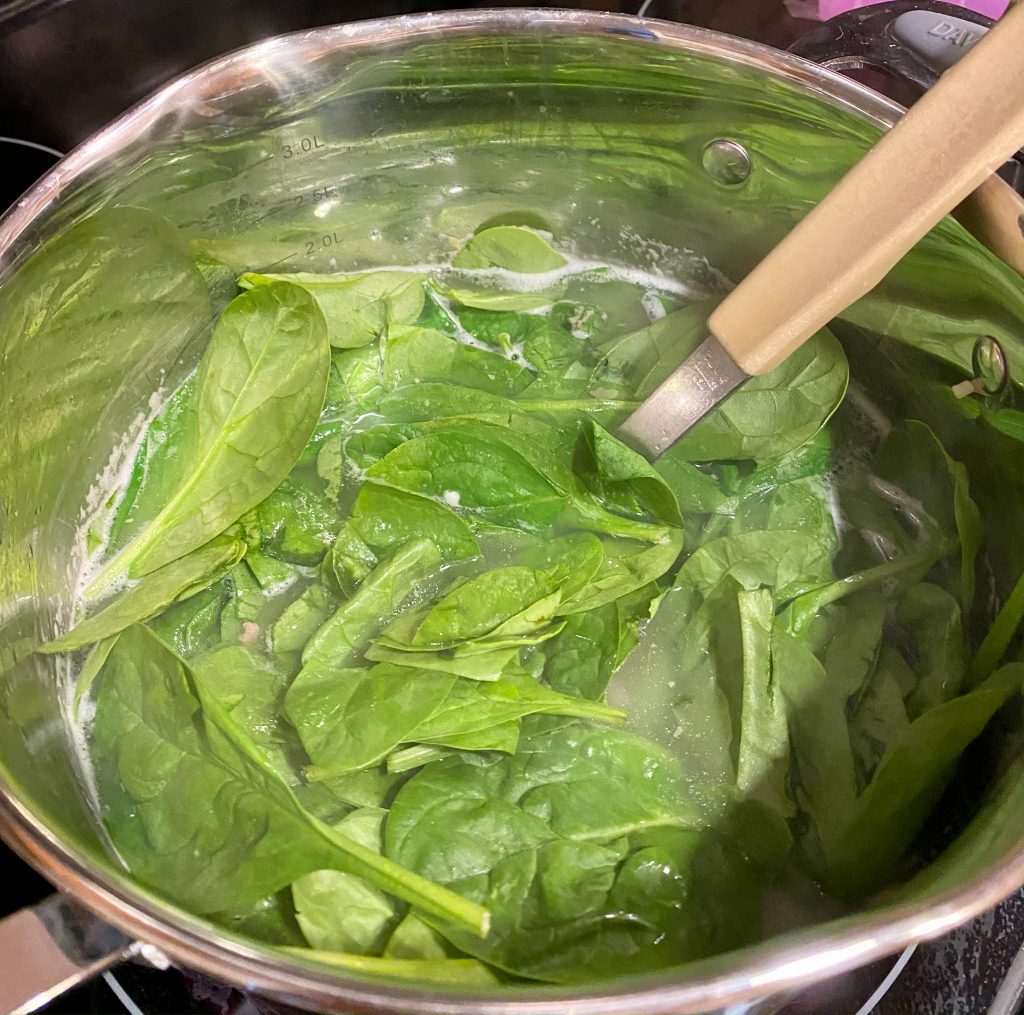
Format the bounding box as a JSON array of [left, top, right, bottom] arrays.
[[1, 9, 1023, 1014]]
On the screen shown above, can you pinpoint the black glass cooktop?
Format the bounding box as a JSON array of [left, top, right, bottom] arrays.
[[2, 2, 1023, 1013]]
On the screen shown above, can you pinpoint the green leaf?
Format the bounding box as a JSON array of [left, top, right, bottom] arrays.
[[365, 424, 566, 533], [447, 287, 560, 312], [89, 283, 330, 587], [773, 627, 858, 869], [452, 226, 567, 273], [969, 567, 1024, 686], [895, 583, 966, 720], [365, 643, 517, 682], [301, 539, 442, 669], [576, 421, 682, 527], [282, 948, 500, 985], [736, 588, 789, 816], [403, 567, 560, 649], [595, 303, 712, 399], [405, 668, 625, 746], [668, 329, 848, 462], [384, 913, 450, 961], [43, 537, 244, 653], [848, 646, 912, 788], [292, 809, 398, 954], [91, 625, 488, 935], [241, 270, 425, 349], [385, 725, 744, 981], [819, 664, 1024, 900], [269, 583, 337, 657], [106, 376, 199, 552], [289, 663, 458, 781], [516, 533, 606, 608], [248, 473, 337, 566], [559, 535, 682, 614], [147, 583, 229, 659], [843, 421, 980, 610], [674, 529, 834, 606], [383, 326, 534, 397]]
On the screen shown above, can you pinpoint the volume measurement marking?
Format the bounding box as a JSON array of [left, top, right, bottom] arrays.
[[305, 230, 345, 255], [282, 135, 325, 158]]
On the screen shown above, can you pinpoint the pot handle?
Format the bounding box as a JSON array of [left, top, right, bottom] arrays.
[[789, 1, 1023, 194], [0, 893, 139, 1014]]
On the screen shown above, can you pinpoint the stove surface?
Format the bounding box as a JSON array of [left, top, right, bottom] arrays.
[[1, 2, 1022, 1014]]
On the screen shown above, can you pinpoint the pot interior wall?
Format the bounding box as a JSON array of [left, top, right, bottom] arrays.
[[0, 16, 1022, 1000]]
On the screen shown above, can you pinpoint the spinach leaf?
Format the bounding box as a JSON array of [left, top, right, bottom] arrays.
[[558, 535, 682, 615], [301, 539, 441, 669], [895, 583, 966, 720], [147, 583, 229, 659], [365, 425, 565, 532], [330, 485, 478, 594], [773, 627, 858, 871], [321, 345, 386, 424], [576, 421, 682, 527], [247, 473, 337, 566], [848, 646, 912, 788], [413, 720, 521, 756], [669, 329, 848, 463], [543, 597, 645, 701], [106, 376, 199, 552], [292, 809, 399, 954], [447, 288, 559, 312], [91, 625, 487, 934], [384, 913, 451, 961], [452, 226, 567, 273], [969, 568, 1024, 686], [282, 948, 500, 985], [288, 663, 458, 781], [388, 567, 560, 650], [365, 643, 518, 682], [387, 725, 700, 884], [190, 643, 298, 783], [89, 283, 330, 588], [597, 309, 846, 463], [653, 457, 732, 515], [735, 588, 789, 815], [240, 270, 425, 349], [595, 303, 712, 399], [385, 725, 768, 981], [383, 326, 533, 397], [805, 591, 885, 699], [515, 533, 606, 608], [872, 421, 982, 611], [404, 668, 625, 745], [818, 664, 1023, 900], [43, 536, 244, 653], [365, 420, 675, 544], [269, 583, 337, 657], [674, 529, 833, 606]]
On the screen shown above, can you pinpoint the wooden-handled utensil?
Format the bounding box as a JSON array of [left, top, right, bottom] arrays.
[[618, 1, 1024, 458]]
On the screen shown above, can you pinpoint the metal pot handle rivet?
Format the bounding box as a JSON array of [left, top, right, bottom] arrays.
[[702, 139, 752, 186], [972, 335, 1010, 396]]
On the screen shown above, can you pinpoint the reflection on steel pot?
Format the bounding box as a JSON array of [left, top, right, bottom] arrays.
[[1, 9, 1024, 1015]]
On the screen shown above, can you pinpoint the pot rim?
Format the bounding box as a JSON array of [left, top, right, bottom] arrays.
[[2, 9, 1022, 1014]]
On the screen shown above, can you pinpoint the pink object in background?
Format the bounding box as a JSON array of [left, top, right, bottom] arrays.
[[785, 0, 1009, 19]]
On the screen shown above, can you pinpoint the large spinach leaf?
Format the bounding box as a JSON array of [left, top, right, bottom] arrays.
[[240, 270, 425, 349], [452, 226, 567, 273], [43, 536, 244, 653], [89, 283, 330, 588], [386, 725, 776, 981], [91, 625, 487, 934]]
